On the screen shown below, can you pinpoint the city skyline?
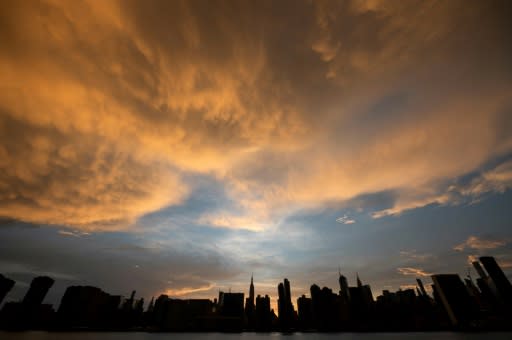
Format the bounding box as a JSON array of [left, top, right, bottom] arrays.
[[1, 255, 512, 331], [1, 0, 512, 317]]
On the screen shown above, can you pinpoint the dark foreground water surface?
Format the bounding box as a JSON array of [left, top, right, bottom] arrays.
[[1, 332, 512, 340]]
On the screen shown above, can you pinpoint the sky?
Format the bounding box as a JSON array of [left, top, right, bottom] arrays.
[[1, 0, 512, 311]]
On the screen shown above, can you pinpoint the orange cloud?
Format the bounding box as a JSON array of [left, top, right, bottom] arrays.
[[397, 267, 433, 277], [165, 283, 215, 297], [454, 236, 506, 252], [0, 0, 511, 231]]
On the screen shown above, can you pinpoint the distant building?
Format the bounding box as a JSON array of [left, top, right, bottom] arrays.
[[255, 294, 272, 331], [277, 278, 295, 329], [23, 276, 54, 307], [479, 256, 512, 306], [310, 284, 344, 330], [0, 274, 15, 305], [218, 291, 244, 318], [245, 275, 256, 328], [338, 271, 350, 301], [0, 276, 55, 329], [297, 294, 313, 329], [416, 278, 428, 298], [57, 286, 121, 328], [149, 294, 214, 330], [431, 274, 477, 327]]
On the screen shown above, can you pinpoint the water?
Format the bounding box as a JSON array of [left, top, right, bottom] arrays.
[[1, 332, 511, 340]]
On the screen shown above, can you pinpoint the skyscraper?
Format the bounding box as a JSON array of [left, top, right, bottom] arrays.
[[0, 274, 15, 305], [249, 275, 255, 305], [416, 278, 428, 298], [472, 261, 488, 279], [431, 274, 476, 327], [338, 270, 350, 301], [245, 275, 256, 328], [479, 256, 512, 305], [22, 276, 54, 307], [277, 278, 295, 329], [284, 278, 291, 304], [255, 294, 271, 331], [277, 282, 285, 319]]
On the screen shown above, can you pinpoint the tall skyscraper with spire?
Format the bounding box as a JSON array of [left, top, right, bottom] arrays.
[[249, 274, 255, 306], [245, 274, 256, 329]]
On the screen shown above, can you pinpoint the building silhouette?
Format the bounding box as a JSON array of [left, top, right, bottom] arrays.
[[57, 285, 122, 329], [338, 270, 350, 302], [431, 274, 478, 327], [255, 294, 272, 331], [1, 254, 512, 332], [22, 276, 54, 307], [216, 291, 245, 331], [297, 294, 313, 329], [0, 274, 15, 305], [479, 256, 512, 308], [277, 278, 295, 329], [244, 275, 256, 329], [0, 276, 55, 329]]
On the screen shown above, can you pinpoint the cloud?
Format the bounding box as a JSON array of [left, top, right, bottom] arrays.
[[0, 0, 511, 232], [198, 213, 268, 232], [501, 261, 512, 269], [460, 160, 512, 197], [399, 250, 433, 262], [372, 160, 512, 218], [467, 254, 478, 265], [58, 230, 91, 237], [397, 267, 433, 277], [165, 283, 215, 298], [454, 236, 507, 252], [336, 215, 355, 225]]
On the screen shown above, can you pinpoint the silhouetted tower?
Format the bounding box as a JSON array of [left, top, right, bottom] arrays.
[[297, 294, 313, 329], [472, 261, 488, 279], [479, 256, 512, 305], [277, 282, 285, 318], [0, 274, 15, 305], [249, 274, 255, 305], [416, 278, 428, 297], [472, 260, 499, 305], [245, 274, 256, 328], [278, 278, 295, 329], [431, 274, 477, 327], [284, 278, 292, 303], [356, 273, 362, 288], [338, 269, 350, 301], [255, 294, 272, 331], [22, 276, 54, 307]]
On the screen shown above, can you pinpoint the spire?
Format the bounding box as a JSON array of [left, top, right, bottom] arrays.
[[249, 273, 255, 303], [356, 273, 362, 287]]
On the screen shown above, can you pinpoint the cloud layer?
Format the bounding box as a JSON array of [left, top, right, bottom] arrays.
[[0, 0, 511, 230]]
